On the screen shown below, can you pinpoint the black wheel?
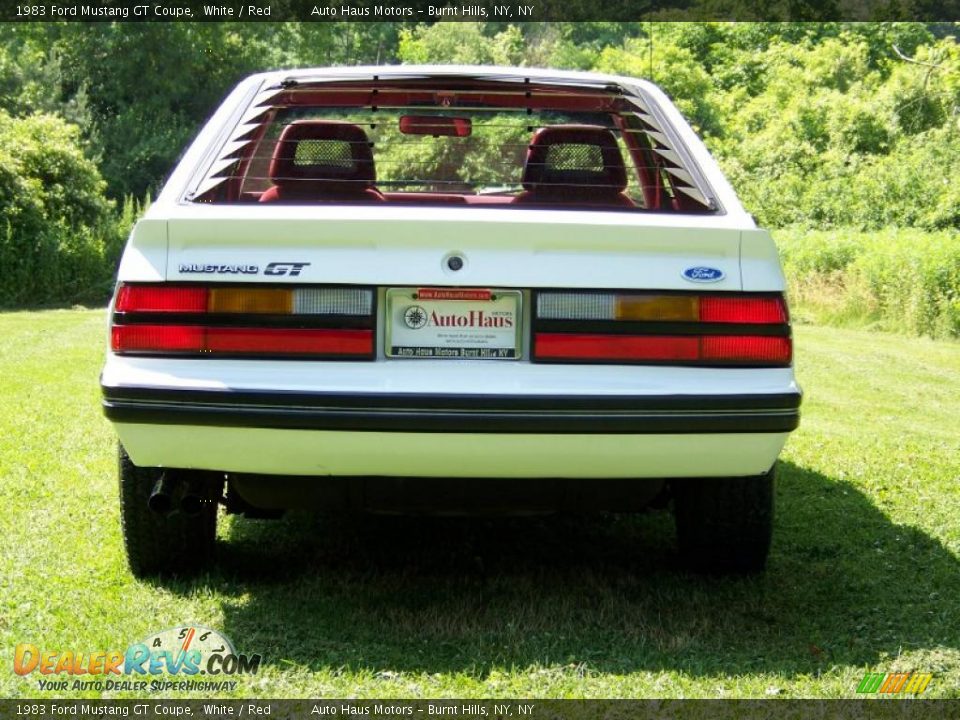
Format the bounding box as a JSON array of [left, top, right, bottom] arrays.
[[672, 464, 775, 574], [118, 444, 219, 577]]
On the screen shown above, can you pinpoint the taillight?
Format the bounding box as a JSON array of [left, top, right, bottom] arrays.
[[701, 335, 791, 363], [535, 334, 700, 361], [536, 292, 788, 324], [110, 284, 375, 359], [111, 325, 205, 352], [115, 286, 208, 313], [534, 291, 791, 366], [699, 296, 787, 324]]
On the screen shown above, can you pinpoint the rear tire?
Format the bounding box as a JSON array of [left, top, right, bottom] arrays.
[[672, 465, 775, 574], [118, 444, 219, 578]]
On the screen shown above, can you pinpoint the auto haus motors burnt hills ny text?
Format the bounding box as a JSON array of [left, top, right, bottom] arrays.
[[307, 5, 535, 18], [309, 704, 536, 716]]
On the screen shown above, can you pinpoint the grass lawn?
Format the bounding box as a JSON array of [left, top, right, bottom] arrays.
[[1, 309, 957, 699]]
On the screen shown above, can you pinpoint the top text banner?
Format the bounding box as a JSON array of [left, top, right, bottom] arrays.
[[6, 0, 960, 22]]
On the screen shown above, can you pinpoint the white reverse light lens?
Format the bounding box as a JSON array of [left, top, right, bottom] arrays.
[[537, 293, 616, 320], [294, 288, 373, 315]]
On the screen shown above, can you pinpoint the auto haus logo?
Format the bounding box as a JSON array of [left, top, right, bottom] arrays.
[[14, 626, 261, 693], [403, 305, 429, 330]]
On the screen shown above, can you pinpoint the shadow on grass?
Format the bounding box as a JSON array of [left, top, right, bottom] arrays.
[[168, 461, 960, 678]]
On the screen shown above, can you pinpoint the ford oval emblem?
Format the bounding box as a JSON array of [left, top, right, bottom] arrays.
[[682, 266, 725, 283]]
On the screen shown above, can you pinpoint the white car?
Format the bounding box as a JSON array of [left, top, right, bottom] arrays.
[[101, 65, 801, 576]]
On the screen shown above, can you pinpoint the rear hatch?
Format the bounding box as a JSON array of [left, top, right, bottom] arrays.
[[140, 209, 796, 368], [166, 209, 743, 291]]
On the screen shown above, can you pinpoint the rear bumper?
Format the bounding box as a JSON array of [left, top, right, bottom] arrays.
[[102, 387, 800, 435], [101, 356, 800, 478], [110, 423, 790, 478], [103, 388, 799, 478]]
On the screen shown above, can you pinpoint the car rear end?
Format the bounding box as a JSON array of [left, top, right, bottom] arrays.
[[101, 66, 800, 575]]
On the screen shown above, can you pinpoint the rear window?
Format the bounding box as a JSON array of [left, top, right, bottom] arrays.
[[189, 77, 715, 213]]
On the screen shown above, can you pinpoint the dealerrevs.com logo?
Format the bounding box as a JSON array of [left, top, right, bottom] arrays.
[[14, 626, 261, 693]]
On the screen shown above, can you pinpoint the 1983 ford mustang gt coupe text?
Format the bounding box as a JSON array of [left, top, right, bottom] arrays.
[[101, 66, 801, 576]]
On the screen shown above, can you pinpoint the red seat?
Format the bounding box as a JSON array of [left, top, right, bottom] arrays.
[[514, 125, 635, 208], [260, 120, 384, 203]]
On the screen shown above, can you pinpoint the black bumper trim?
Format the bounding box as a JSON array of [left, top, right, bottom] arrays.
[[102, 386, 800, 434]]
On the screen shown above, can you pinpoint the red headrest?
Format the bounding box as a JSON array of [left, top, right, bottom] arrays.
[[521, 125, 628, 194], [268, 120, 376, 192]]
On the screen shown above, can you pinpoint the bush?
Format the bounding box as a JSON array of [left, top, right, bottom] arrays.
[[0, 111, 135, 306], [776, 228, 960, 339]]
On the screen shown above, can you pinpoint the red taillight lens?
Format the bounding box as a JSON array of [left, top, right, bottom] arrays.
[[204, 327, 373, 355], [112, 325, 204, 352], [534, 334, 700, 361], [533, 333, 791, 365], [115, 286, 208, 313], [699, 296, 787, 324], [111, 325, 373, 357], [701, 335, 792, 364]]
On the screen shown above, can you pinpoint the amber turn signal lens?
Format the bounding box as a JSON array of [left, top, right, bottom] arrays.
[[208, 288, 293, 314], [614, 295, 699, 322]]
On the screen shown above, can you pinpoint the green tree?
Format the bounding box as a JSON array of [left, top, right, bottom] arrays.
[[0, 111, 114, 304], [398, 23, 525, 65]]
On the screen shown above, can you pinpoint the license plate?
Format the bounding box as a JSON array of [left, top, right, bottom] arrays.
[[385, 288, 522, 359]]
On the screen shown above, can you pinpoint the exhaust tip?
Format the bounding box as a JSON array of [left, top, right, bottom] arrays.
[[148, 474, 176, 515], [147, 493, 173, 515], [148, 472, 214, 516]]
